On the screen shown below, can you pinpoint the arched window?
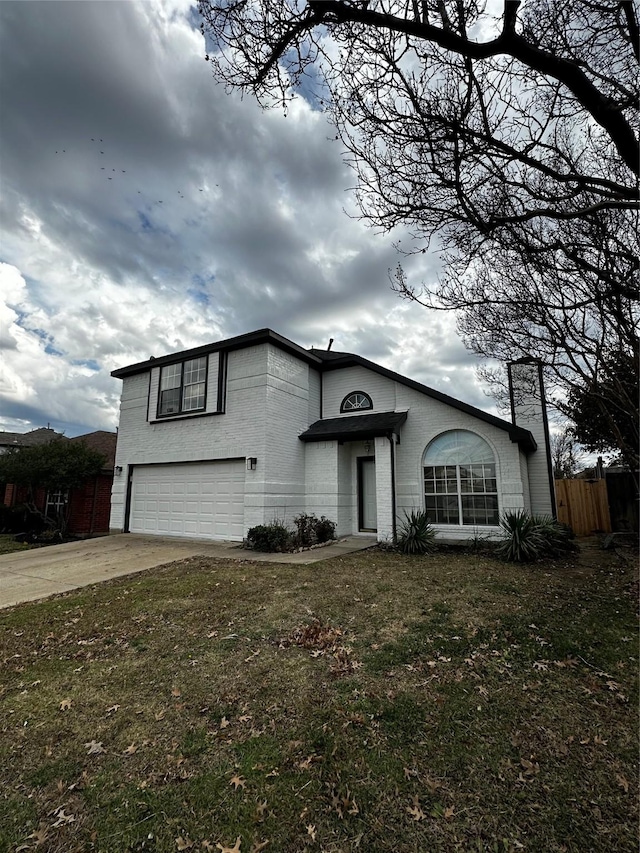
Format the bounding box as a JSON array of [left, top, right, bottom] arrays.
[[423, 430, 499, 526], [340, 391, 373, 413]]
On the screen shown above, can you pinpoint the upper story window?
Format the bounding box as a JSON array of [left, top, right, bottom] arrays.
[[340, 391, 373, 413], [158, 356, 207, 417], [423, 430, 499, 526]]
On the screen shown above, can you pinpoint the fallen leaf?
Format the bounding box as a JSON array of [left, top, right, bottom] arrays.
[[230, 775, 246, 790], [424, 776, 442, 794], [26, 825, 48, 845], [85, 740, 106, 755], [123, 743, 138, 755], [594, 735, 608, 745], [51, 807, 75, 827], [176, 836, 194, 850], [220, 716, 230, 728], [216, 838, 242, 853], [171, 687, 182, 698], [407, 796, 426, 821], [155, 710, 166, 721], [616, 773, 629, 793], [520, 758, 540, 776], [250, 843, 269, 853], [255, 800, 268, 820], [106, 704, 120, 714], [443, 806, 455, 819], [306, 824, 317, 841], [59, 698, 72, 711]]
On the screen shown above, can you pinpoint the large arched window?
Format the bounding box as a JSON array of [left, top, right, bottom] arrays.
[[423, 431, 499, 526]]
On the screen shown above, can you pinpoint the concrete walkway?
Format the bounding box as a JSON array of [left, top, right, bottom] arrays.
[[0, 533, 377, 609]]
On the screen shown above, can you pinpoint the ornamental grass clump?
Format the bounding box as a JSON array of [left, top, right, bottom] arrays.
[[396, 510, 437, 555]]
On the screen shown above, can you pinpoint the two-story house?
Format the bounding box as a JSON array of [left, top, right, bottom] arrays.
[[109, 329, 555, 543]]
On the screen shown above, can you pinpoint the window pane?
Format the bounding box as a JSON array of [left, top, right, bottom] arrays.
[[182, 382, 205, 411], [461, 495, 499, 526], [160, 363, 181, 390], [425, 494, 460, 524], [184, 357, 206, 385], [159, 387, 180, 414]]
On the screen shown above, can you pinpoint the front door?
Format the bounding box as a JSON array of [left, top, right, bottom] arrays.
[[358, 457, 377, 532]]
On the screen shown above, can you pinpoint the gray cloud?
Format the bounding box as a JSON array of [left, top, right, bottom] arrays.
[[0, 0, 499, 436]]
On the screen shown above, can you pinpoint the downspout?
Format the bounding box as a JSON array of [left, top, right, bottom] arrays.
[[388, 433, 397, 543]]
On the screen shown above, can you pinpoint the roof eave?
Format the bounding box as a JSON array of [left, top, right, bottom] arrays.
[[112, 329, 323, 378]]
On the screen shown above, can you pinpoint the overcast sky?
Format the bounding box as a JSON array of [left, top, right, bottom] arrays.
[[0, 0, 501, 438]]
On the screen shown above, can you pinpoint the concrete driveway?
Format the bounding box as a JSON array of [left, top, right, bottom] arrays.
[[0, 533, 376, 609]]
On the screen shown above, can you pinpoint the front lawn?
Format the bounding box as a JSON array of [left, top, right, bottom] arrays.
[[0, 543, 637, 852], [0, 534, 35, 555]]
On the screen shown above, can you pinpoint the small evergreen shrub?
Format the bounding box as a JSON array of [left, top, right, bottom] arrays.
[[246, 523, 293, 553], [314, 515, 337, 544], [396, 510, 436, 555], [496, 510, 576, 563], [292, 513, 337, 547]]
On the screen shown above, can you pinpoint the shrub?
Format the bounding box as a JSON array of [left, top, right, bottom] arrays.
[[292, 513, 337, 548], [314, 515, 337, 544], [292, 513, 316, 548], [496, 510, 576, 563], [396, 510, 436, 555], [245, 523, 293, 553]]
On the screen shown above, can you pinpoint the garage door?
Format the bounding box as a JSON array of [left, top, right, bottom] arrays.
[[129, 461, 246, 541]]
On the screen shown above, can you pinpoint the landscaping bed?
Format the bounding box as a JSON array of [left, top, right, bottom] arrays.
[[0, 543, 637, 852]]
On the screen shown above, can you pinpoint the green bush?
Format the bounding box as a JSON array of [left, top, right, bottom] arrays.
[[245, 523, 293, 553], [496, 510, 576, 563], [314, 515, 337, 543], [292, 513, 337, 548], [396, 510, 436, 555]]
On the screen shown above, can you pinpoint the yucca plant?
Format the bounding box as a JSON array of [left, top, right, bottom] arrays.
[[496, 510, 576, 563], [396, 510, 436, 555], [532, 514, 576, 556], [495, 510, 546, 563]]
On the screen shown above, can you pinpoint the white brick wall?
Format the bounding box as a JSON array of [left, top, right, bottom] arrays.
[[111, 342, 543, 543], [111, 344, 312, 535]]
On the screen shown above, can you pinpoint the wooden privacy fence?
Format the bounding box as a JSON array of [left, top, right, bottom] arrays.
[[555, 478, 612, 536]]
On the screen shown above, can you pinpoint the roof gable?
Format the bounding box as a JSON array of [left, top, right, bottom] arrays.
[[309, 348, 535, 450]]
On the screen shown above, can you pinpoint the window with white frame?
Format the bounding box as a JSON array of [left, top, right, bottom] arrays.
[[158, 356, 207, 416], [340, 391, 373, 412], [423, 431, 499, 526], [46, 489, 68, 520]]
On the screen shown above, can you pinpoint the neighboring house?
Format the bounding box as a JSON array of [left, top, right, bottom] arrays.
[[1, 429, 117, 537], [109, 329, 555, 543]]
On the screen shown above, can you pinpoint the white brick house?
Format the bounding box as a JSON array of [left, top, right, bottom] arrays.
[[109, 329, 555, 542]]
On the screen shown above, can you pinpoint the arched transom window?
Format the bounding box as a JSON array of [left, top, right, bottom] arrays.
[[423, 430, 499, 526], [340, 391, 373, 413]]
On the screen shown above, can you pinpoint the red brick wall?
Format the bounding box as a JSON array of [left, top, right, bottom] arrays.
[[67, 473, 113, 536], [4, 476, 113, 537]]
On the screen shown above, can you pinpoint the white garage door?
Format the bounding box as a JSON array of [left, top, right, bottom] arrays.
[[130, 461, 246, 541]]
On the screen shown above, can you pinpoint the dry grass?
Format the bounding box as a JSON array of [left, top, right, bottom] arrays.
[[0, 541, 637, 853]]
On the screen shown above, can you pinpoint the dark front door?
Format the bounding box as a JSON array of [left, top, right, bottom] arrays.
[[358, 457, 377, 532]]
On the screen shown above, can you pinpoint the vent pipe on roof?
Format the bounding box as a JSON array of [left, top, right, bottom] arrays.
[[327, 338, 334, 351]]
